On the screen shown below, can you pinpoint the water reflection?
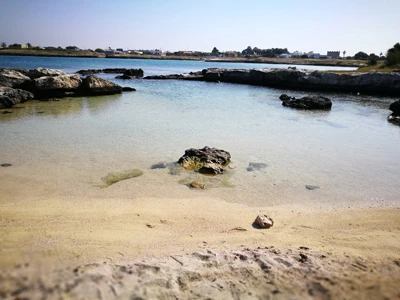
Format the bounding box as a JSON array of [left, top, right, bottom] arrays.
[[0, 94, 122, 121]]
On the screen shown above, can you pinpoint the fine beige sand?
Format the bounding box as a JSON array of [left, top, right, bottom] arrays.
[[0, 187, 399, 299]]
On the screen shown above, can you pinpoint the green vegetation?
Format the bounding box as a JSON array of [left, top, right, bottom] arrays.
[[211, 47, 219, 55], [243, 46, 289, 57], [368, 53, 378, 66], [95, 48, 104, 53], [354, 51, 369, 60], [386, 42, 400, 66], [99, 169, 144, 188]]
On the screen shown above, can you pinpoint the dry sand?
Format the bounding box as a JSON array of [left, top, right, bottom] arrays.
[[0, 188, 399, 299]]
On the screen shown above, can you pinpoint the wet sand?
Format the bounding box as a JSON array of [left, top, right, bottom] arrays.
[[0, 190, 399, 299]]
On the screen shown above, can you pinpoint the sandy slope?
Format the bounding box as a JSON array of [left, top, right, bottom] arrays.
[[0, 193, 399, 299]]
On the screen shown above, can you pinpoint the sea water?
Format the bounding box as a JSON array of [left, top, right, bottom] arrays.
[[0, 56, 398, 208]]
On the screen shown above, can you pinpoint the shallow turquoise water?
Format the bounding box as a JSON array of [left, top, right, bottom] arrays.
[[0, 57, 398, 208]]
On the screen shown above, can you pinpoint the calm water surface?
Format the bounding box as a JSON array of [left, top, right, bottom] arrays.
[[0, 55, 357, 75], [0, 57, 398, 208]]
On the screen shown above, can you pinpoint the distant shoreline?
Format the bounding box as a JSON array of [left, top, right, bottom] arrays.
[[0, 49, 364, 68]]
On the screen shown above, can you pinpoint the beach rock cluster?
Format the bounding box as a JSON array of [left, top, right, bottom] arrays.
[[178, 146, 231, 175], [0, 68, 132, 108], [279, 94, 332, 110], [388, 100, 400, 125]]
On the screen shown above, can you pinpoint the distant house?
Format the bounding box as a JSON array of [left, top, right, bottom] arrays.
[[279, 53, 292, 58], [223, 51, 238, 57], [327, 51, 340, 59], [149, 49, 166, 56], [20, 44, 29, 49]]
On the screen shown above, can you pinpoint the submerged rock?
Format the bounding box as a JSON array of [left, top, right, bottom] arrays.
[[178, 146, 231, 175], [281, 95, 332, 110], [0, 87, 34, 108], [188, 181, 206, 189], [150, 162, 167, 169], [100, 169, 143, 188], [247, 162, 268, 172], [305, 185, 320, 190]]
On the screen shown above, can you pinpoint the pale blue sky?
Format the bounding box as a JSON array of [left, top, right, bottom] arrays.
[[1, 0, 399, 56]]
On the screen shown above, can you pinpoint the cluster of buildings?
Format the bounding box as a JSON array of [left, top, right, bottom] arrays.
[[279, 51, 341, 59], [104, 47, 165, 56]]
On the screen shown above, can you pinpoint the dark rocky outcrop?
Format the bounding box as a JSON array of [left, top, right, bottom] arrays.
[[122, 87, 136, 92], [81, 75, 122, 96], [279, 94, 293, 101], [154, 68, 400, 96], [0, 69, 31, 88], [115, 69, 144, 79], [281, 95, 332, 110], [28, 74, 82, 98], [123, 69, 144, 77], [27, 67, 66, 79], [0, 87, 34, 109], [389, 100, 400, 115], [388, 100, 400, 125], [76, 68, 144, 76], [387, 114, 400, 125], [178, 146, 231, 175], [144, 74, 185, 80]]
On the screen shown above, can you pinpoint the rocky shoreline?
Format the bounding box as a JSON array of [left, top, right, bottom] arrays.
[[145, 68, 400, 96]]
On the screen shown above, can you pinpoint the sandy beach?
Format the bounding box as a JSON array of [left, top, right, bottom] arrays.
[[0, 184, 399, 299]]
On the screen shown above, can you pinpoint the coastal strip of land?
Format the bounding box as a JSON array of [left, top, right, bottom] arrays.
[[0, 49, 364, 67]]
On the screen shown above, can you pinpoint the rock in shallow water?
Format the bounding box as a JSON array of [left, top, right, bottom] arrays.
[[178, 146, 231, 175], [281, 95, 332, 110], [0, 87, 34, 109], [387, 113, 400, 125], [0, 69, 31, 88], [82, 75, 122, 96]]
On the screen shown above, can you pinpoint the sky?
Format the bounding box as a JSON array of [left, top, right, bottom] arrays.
[[1, 0, 399, 56]]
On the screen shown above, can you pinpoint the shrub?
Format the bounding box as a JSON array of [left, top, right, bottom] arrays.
[[386, 43, 400, 66]]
